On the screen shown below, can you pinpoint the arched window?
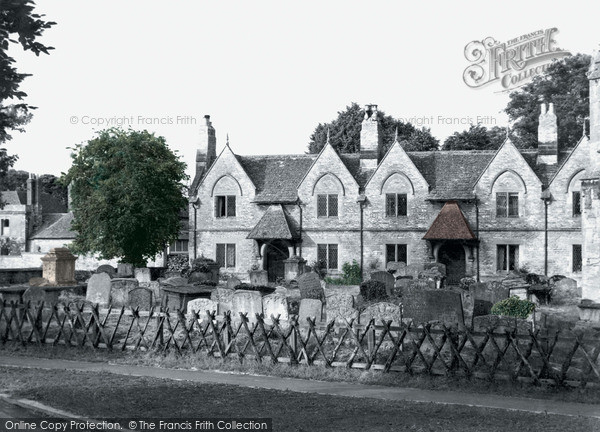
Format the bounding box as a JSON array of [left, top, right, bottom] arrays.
[[314, 173, 343, 218], [567, 170, 585, 217], [382, 172, 413, 217], [491, 171, 526, 218], [212, 175, 242, 218]]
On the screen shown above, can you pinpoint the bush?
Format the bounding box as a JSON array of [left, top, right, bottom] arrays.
[[459, 277, 476, 290], [341, 260, 362, 285], [190, 256, 217, 273], [167, 254, 190, 275], [490, 296, 536, 318], [359, 280, 387, 302]]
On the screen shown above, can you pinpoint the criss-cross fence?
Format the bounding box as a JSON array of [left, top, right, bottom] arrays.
[[0, 300, 599, 387]]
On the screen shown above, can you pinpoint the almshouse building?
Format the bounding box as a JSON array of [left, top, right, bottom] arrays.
[[189, 52, 600, 293]]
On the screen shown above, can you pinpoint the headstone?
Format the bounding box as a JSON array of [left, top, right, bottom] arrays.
[[147, 281, 160, 304], [40, 248, 77, 286], [405, 263, 424, 279], [370, 271, 395, 296], [86, 273, 112, 306], [226, 277, 242, 290], [325, 293, 358, 324], [110, 278, 139, 307], [298, 298, 323, 323], [186, 298, 218, 318], [161, 277, 189, 287], [188, 271, 211, 284], [386, 261, 406, 275], [117, 263, 134, 278], [128, 287, 153, 311], [134, 268, 152, 284], [551, 277, 581, 305], [408, 279, 436, 290], [262, 294, 288, 323], [510, 288, 528, 300], [249, 270, 269, 286], [232, 290, 263, 322], [323, 285, 360, 298], [297, 272, 324, 300], [424, 262, 446, 276], [360, 302, 403, 325], [22, 286, 47, 304], [469, 282, 508, 316], [274, 286, 288, 295], [28, 277, 47, 287], [211, 287, 235, 315], [402, 288, 464, 326], [96, 265, 117, 278]]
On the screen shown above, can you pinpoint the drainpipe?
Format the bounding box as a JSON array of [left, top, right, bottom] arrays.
[[297, 200, 303, 257], [357, 196, 366, 282], [192, 199, 199, 261], [541, 190, 551, 276], [475, 197, 480, 282]]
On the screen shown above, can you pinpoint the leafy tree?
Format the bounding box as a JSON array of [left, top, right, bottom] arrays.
[[506, 53, 590, 149], [442, 125, 507, 151], [62, 129, 188, 266], [308, 103, 439, 154]]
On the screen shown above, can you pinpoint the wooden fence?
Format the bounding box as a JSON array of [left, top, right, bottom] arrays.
[[0, 300, 599, 387]]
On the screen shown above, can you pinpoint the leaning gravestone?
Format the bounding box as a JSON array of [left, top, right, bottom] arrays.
[[360, 302, 403, 325], [22, 286, 47, 305], [370, 271, 396, 296], [298, 298, 323, 323], [128, 287, 153, 311], [325, 293, 358, 324], [262, 294, 289, 322], [232, 290, 263, 322], [186, 298, 218, 319], [402, 288, 464, 326], [86, 272, 112, 306], [226, 276, 242, 290], [551, 277, 580, 305], [117, 263, 134, 278], [96, 265, 117, 278], [110, 278, 139, 307], [297, 272, 324, 300]]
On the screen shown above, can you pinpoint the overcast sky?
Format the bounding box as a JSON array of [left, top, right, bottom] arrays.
[[5, 1, 599, 181]]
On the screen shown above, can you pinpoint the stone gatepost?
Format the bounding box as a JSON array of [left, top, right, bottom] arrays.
[[284, 256, 306, 281], [40, 247, 77, 286]]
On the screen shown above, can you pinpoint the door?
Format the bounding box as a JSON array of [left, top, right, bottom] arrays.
[[265, 240, 289, 282], [438, 243, 466, 285]]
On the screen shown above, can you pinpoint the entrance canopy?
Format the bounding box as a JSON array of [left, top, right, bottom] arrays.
[[247, 205, 299, 240], [423, 201, 476, 241]]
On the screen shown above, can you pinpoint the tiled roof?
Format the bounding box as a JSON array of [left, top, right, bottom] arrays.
[[423, 201, 476, 240], [31, 212, 76, 239], [0, 191, 67, 213], [237, 154, 316, 203], [339, 153, 375, 188], [0, 191, 25, 205], [247, 205, 299, 239]]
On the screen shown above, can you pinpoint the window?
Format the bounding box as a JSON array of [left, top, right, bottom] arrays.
[[317, 244, 338, 270], [0, 219, 9, 236], [215, 195, 236, 218], [170, 240, 188, 254], [216, 243, 236, 268], [497, 244, 519, 271], [573, 191, 581, 216], [573, 244, 582, 272], [317, 194, 338, 217], [385, 193, 407, 217], [496, 192, 519, 217], [386, 244, 407, 264]]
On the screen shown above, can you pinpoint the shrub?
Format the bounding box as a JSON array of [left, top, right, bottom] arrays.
[[490, 296, 536, 318], [190, 256, 217, 273], [459, 277, 476, 290], [341, 260, 362, 284], [359, 280, 387, 302], [167, 254, 190, 275]]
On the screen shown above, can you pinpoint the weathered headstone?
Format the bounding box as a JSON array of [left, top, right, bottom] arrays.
[[232, 290, 263, 322], [110, 278, 139, 307], [325, 293, 358, 324], [370, 271, 395, 296], [551, 277, 580, 305], [274, 286, 288, 295], [297, 272, 324, 300], [262, 294, 289, 322], [249, 270, 269, 286], [405, 263, 424, 279], [408, 278, 436, 290], [117, 263, 134, 278], [85, 273, 112, 306], [147, 281, 160, 304], [128, 287, 153, 311], [22, 286, 47, 304], [96, 264, 117, 277], [28, 277, 47, 287], [226, 276, 242, 290], [469, 282, 507, 316], [323, 285, 361, 298], [186, 298, 218, 317], [134, 268, 152, 284], [298, 298, 323, 323], [211, 287, 235, 315], [386, 261, 406, 275], [360, 302, 403, 325], [424, 262, 446, 276], [188, 271, 211, 284], [161, 277, 189, 287], [402, 288, 464, 326]]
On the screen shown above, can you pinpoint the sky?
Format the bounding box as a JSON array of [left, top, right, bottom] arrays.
[[5, 1, 600, 181]]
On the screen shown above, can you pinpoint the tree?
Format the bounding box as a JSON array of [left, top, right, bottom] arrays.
[[442, 125, 507, 151], [62, 129, 188, 266], [506, 53, 590, 149], [308, 103, 439, 154]]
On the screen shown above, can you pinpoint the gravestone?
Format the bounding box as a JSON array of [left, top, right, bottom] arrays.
[[470, 282, 508, 316], [40, 248, 77, 286], [360, 302, 403, 325], [211, 287, 235, 315], [110, 278, 139, 307], [86, 273, 112, 306], [28, 277, 46, 287], [134, 268, 152, 284], [386, 261, 406, 275], [186, 298, 218, 317], [405, 263, 424, 279], [22, 286, 47, 304], [128, 287, 153, 311], [325, 293, 358, 324], [297, 272, 324, 300], [402, 288, 464, 326], [262, 294, 289, 322], [161, 277, 189, 287], [188, 271, 211, 284], [232, 290, 263, 322], [551, 277, 580, 305], [424, 262, 446, 276], [226, 277, 242, 290], [97, 265, 117, 277], [274, 286, 288, 295], [370, 271, 395, 296], [249, 270, 269, 286], [298, 298, 323, 323], [117, 263, 134, 278], [147, 281, 160, 304], [407, 278, 436, 290]]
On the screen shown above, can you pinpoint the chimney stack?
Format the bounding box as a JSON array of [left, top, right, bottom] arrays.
[[537, 102, 558, 165], [26, 173, 36, 206], [359, 104, 382, 171], [196, 115, 217, 178]]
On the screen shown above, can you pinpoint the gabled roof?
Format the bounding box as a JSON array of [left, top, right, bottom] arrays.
[[247, 205, 299, 239], [31, 212, 76, 240], [236, 154, 316, 203], [0, 191, 25, 206], [0, 191, 67, 213], [423, 201, 476, 240], [548, 136, 589, 187]]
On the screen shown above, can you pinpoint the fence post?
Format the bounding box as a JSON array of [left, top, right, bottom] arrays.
[[367, 326, 376, 356]]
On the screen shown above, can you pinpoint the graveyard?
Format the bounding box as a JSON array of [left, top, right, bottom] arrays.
[[0, 249, 598, 389]]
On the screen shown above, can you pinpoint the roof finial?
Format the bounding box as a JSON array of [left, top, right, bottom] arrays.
[[226, 133, 230, 146], [394, 126, 399, 143], [326, 127, 330, 144]]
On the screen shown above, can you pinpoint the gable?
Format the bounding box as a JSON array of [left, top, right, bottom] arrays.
[[548, 136, 591, 193], [195, 145, 255, 199]]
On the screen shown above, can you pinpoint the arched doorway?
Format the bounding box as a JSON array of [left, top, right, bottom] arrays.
[[265, 240, 290, 282], [438, 243, 466, 285]]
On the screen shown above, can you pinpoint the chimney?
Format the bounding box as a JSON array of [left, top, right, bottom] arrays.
[[359, 104, 382, 171], [26, 173, 36, 206], [196, 115, 217, 178], [537, 102, 558, 165]]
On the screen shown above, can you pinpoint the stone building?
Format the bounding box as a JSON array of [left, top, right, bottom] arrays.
[[189, 53, 600, 296]]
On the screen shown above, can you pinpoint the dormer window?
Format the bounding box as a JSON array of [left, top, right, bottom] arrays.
[[215, 195, 236, 218], [496, 192, 518, 218], [386, 193, 407, 217]]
